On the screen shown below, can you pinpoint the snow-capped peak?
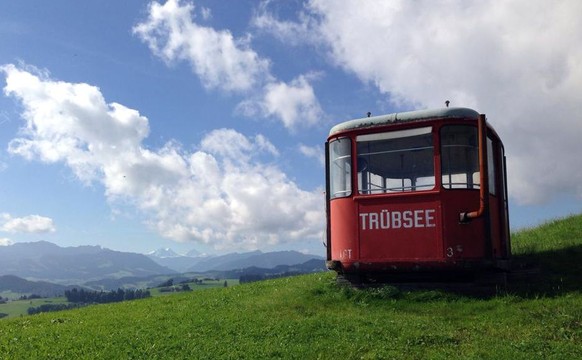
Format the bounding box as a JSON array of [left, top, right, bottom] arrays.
[[147, 248, 180, 258]]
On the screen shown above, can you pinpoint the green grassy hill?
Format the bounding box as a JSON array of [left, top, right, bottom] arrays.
[[1, 216, 581, 359]]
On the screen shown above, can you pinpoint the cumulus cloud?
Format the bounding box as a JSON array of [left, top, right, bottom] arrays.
[[237, 75, 323, 130], [2, 64, 323, 250], [200, 6, 212, 21], [133, 0, 270, 92], [252, 2, 319, 47], [3, 64, 151, 184], [299, 144, 324, 166], [260, 0, 582, 205], [134, 0, 323, 130], [199, 129, 279, 163], [0, 213, 56, 234]]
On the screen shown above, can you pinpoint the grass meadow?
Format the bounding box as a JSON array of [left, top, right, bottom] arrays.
[[0, 215, 581, 359]]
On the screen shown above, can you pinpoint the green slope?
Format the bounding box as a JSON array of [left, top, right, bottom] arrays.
[[1, 216, 581, 359], [511, 214, 582, 293]]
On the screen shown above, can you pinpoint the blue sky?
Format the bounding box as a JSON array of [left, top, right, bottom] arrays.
[[1, 0, 581, 256]]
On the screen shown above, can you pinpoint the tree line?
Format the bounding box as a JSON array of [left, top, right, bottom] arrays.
[[64, 288, 151, 303], [26, 288, 151, 315], [28, 303, 82, 315]]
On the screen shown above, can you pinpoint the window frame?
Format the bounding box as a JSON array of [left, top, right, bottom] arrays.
[[355, 126, 436, 195], [439, 124, 498, 195], [328, 137, 353, 199]]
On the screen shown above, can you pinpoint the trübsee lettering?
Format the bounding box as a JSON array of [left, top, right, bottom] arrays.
[[360, 209, 436, 230]]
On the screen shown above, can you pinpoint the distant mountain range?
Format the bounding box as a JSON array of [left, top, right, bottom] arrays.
[[0, 241, 175, 285], [0, 241, 326, 290], [146, 248, 324, 273], [0, 275, 80, 298], [85, 258, 328, 291]]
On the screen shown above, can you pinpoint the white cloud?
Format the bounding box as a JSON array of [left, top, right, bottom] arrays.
[[0, 238, 13, 246], [0, 213, 56, 234], [199, 128, 279, 164], [200, 6, 212, 20], [252, 2, 319, 46], [2, 64, 324, 250], [299, 144, 324, 166], [267, 0, 582, 205], [133, 0, 270, 93], [3, 64, 150, 184], [238, 75, 324, 131], [262, 76, 323, 130], [134, 0, 324, 130]]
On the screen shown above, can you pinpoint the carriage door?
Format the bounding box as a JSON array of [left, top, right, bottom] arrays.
[[355, 127, 442, 261]]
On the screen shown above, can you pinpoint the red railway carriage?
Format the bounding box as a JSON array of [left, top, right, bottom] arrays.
[[324, 107, 511, 280]]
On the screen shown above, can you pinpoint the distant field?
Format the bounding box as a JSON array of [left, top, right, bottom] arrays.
[[0, 278, 239, 320], [0, 297, 68, 319], [0, 215, 580, 359], [0, 291, 21, 301], [148, 278, 239, 296]]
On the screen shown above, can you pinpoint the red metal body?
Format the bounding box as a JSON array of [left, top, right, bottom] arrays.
[[325, 108, 510, 277]]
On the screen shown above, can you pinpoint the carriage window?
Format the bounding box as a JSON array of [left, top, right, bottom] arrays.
[[487, 137, 496, 195], [441, 125, 479, 189], [356, 127, 435, 194], [329, 138, 352, 199], [441, 125, 497, 194]]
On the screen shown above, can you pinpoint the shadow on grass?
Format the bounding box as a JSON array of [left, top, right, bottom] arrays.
[[330, 245, 582, 301], [508, 244, 582, 297]]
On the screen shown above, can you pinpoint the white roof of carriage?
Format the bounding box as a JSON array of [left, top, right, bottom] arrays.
[[329, 107, 480, 136]]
